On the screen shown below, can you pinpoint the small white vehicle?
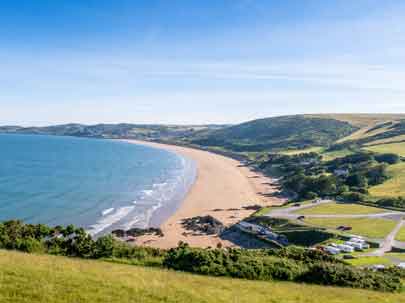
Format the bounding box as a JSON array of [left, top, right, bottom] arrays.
[[345, 241, 364, 251], [350, 237, 365, 244], [324, 246, 341, 255], [397, 263, 405, 269], [337, 244, 355, 253], [370, 264, 385, 271]]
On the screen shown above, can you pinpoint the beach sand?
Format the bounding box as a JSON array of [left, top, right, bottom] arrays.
[[124, 140, 286, 248]]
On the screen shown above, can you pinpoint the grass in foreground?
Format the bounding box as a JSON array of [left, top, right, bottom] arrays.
[[0, 250, 403, 303], [369, 162, 405, 198], [295, 203, 388, 215], [303, 217, 398, 239]]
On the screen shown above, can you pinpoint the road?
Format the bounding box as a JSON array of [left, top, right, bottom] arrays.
[[265, 200, 405, 256], [366, 220, 404, 256]]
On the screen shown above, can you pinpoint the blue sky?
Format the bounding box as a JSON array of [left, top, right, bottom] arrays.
[[1, 0, 405, 125]]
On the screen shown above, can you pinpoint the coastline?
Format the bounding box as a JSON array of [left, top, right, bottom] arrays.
[[124, 140, 286, 248]]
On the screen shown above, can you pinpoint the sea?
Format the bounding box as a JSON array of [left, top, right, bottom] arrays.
[[0, 134, 196, 236]]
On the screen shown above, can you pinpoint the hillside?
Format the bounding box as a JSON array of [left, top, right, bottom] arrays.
[[4, 114, 405, 154], [311, 114, 405, 147], [189, 115, 357, 152], [0, 250, 402, 303]]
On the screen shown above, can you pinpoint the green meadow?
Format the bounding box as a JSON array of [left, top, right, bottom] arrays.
[[303, 217, 397, 238], [295, 203, 388, 215], [0, 250, 403, 303]]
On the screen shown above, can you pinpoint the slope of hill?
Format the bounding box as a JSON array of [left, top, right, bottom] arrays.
[[0, 250, 402, 303], [189, 115, 358, 152], [3, 114, 405, 156], [310, 114, 405, 147]]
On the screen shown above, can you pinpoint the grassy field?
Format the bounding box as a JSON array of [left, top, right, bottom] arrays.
[[386, 253, 405, 261], [1, 250, 404, 303], [295, 203, 388, 215], [346, 256, 392, 267], [395, 226, 405, 242], [320, 149, 354, 161], [303, 217, 398, 238], [369, 162, 405, 197], [364, 135, 405, 146], [279, 147, 324, 155], [364, 142, 405, 157]]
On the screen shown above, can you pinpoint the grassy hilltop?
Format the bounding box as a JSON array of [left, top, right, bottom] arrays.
[[0, 250, 403, 303]]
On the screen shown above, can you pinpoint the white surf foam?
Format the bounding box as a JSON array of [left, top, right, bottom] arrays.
[[88, 205, 135, 236], [101, 207, 114, 216]]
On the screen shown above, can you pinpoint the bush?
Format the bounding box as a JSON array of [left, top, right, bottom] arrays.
[[374, 153, 400, 165], [376, 197, 405, 209], [338, 191, 366, 202], [304, 191, 318, 199], [163, 245, 402, 292], [300, 263, 402, 292]]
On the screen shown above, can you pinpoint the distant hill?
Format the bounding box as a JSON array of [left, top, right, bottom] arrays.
[[3, 114, 405, 153], [189, 115, 358, 152], [0, 123, 227, 141]]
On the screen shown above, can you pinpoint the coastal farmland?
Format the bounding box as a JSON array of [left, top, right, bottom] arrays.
[[303, 217, 398, 239], [0, 250, 403, 303], [368, 162, 405, 197], [294, 202, 388, 215]]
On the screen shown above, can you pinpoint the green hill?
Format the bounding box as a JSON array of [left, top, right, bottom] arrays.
[[0, 250, 402, 303], [189, 115, 357, 152]]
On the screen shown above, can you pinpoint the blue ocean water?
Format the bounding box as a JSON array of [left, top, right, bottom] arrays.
[[0, 134, 196, 236]]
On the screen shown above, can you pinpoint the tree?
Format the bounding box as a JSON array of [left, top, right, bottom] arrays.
[[346, 173, 368, 188], [95, 235, 115, 258], [374, 153, 400, 165]]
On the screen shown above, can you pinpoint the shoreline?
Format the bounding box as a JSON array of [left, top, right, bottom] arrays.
[[124, 140, 286, 248]]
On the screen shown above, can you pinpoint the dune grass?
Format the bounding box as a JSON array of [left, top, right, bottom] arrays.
[[369, 162, 405, 198], [295, 203, 388, 215], [303, 217, 397, 239], [0, 250, 404, 303]]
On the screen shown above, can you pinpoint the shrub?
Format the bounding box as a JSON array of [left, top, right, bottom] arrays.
[[374, 153, 400, 165], [338, 191, 366, 202], [163, 245, 403, 292], [300, 263, 402, 292]]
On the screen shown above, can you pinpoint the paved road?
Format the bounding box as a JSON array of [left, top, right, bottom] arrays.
[[266, 200, 403, 220], [265, 200, 405, 256]]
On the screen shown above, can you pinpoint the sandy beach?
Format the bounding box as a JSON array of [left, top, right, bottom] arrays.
[[124, 140, 286, 248]]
